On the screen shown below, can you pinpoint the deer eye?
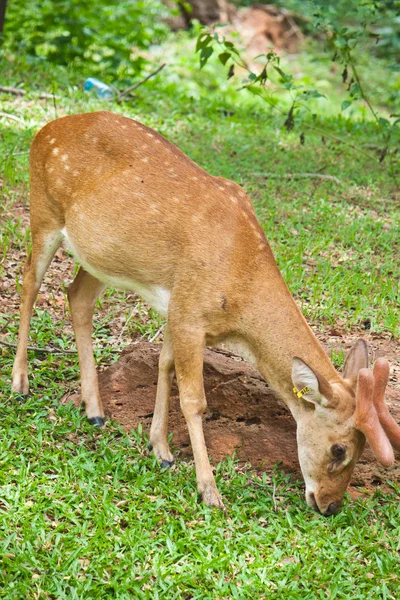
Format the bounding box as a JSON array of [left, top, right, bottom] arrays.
[[331, 444, 346, 460]]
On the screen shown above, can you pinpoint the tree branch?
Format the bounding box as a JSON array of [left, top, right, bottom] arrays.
[[0, 85, 60, 100], [117, 64, 166, 103], [0, 112, 25, 124], [0, 339, 77, 354], [255, 172, 341, 184]]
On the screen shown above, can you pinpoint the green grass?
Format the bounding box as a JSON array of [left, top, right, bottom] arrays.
[[0, 41, 400, 599], [0, 386, 399, 599]]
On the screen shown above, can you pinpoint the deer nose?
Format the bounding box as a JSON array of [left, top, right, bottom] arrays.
[[323, 501, 342, 516]]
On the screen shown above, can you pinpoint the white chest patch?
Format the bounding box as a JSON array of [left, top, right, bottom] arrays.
[[61, 227, 171, 316]]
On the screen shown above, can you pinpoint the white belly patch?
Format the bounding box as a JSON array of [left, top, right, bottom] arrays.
[[61, 226, 171, 316]]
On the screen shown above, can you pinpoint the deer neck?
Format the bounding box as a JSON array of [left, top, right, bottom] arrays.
[[240, 273, 341, 420]]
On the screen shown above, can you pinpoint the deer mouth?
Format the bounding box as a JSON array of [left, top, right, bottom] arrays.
[[307, 492, 342, 516], [306, 491, 320, 513]]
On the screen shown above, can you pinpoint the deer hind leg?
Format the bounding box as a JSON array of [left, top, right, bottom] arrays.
[[149, 326, 175, 467], [171, 324, 224, 508], [67, 267, 105, 425], [12, 229, 63, 396]]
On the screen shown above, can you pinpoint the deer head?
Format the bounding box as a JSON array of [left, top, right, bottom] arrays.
[[292, 340, 399, 516]]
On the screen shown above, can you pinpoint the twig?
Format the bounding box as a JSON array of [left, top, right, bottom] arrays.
[[0, 339, 77, 354], [213, 37, 377, 164], [0, 112, 25, 124], [149, 324, 165, 343], [117, 301, 140, 342], [0, 319, 10, 334], [52, 93, 58, 120], [304, 123, 376, 162], [272, 481, 278, 512], [0, 85, 60, 100], [117, 64, 166, 103], [255, 172, 341, 184], [362, 144, 384, 150]]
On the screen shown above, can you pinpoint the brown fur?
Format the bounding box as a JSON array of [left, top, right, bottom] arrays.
[[11, 112, 398, 515]]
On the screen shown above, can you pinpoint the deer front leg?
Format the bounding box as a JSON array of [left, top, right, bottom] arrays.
[[172, 328, 224, 508], [149, 326, 175, 467], [67, 268, 105, 425]]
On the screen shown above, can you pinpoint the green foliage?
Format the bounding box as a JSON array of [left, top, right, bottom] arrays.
[[2, 0, 172, 79], [1, 33, 400, 598], [194, 0, 400, 162]]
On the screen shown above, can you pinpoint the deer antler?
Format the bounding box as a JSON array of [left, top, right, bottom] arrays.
[[372, 358, 400, 452], [354, 367, 394, 467]]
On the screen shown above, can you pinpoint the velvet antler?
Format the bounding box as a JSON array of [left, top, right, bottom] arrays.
[[372, 358, 400, 452], [354, 368, 394, 467]]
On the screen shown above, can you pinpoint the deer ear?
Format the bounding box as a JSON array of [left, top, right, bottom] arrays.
[[292, 357, 332, 408], [343, 339, 369, 385], [354, 368, 394, 466]]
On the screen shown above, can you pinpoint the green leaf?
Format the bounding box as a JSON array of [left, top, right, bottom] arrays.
[[227, 64, 235, 79], [334, 36, 348, 49], [378, 117, 390, 128], [273, 66, 292, 83], [200, 46, 213, 68], [341, 100, 352, 111], [245, 85, 264, 97], [259, 66, 267, 83], [284, 104, 295, 132], [301, 90, 326, 101], [196, 33, 212, 53], [223, 41, 239, 55], [218, 52, 231, 66], [306, 90, 326, 99], [349, 83, 361, 98]]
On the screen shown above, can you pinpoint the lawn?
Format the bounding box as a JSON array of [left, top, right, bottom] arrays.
[[0, 38, 399, 599]]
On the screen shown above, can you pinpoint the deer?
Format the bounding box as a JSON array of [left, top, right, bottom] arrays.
[[11, 111, 400, 516]]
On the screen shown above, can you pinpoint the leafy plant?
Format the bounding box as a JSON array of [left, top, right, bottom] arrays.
[[2, 0, 172, 79], [195, 2, 400, 166]]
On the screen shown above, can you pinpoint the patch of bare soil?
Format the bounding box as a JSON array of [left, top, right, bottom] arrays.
[[67, 337, 400, 498], [168, 1, 304, 54]]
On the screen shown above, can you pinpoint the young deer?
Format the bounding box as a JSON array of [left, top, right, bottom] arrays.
[[12, 112, 400, 515]]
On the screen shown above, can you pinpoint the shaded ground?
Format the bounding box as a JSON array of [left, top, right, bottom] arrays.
[[66, 338, 400, 497]]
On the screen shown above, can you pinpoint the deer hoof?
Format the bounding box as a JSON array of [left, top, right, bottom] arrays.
[[199, 485, 225, 509], [12, 372, 29, 396], [147, 443, 153, 451], [88, 416, 105, 427], [161, 459, 174, 469], [14, 393, 28, 402]]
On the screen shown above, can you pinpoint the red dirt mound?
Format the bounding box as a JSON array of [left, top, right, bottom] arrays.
[[67, 341, 400, 496]]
